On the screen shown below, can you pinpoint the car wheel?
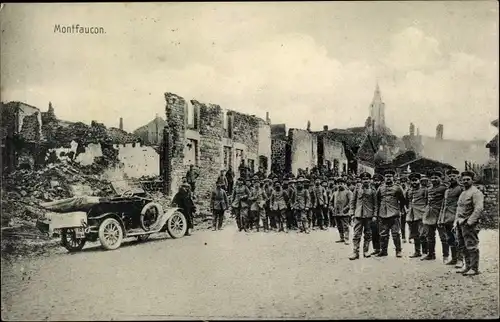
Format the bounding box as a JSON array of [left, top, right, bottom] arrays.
[[166, 211, 187, 239], [137, 234, 150, 242], [98, 218, 124, 250], [61, 228, 86, 252]]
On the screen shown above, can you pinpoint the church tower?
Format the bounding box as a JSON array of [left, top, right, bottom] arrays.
[[369, 83, 386, 132]]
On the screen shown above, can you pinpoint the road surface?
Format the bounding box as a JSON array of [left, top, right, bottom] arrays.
[[2, 223, 499, 320]]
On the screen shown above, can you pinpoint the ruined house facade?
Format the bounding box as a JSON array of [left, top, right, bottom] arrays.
[[164, 92, 271, 201], [271, 124, 348, 177]]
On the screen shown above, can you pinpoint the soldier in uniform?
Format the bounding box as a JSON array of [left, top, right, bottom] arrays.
[[370, 173, 384, 255], [321, 179, 330, 228], [375, 170, 406, 258], [171, 183, 196, 236], [438, 169, 464, 265], [305, 179, 314, 229], [420, 175, 431, 188], [293, 178, 311, 233], [312, 178, 328, 230], [421, 171, 448, 261], [284, 179, 296, 230], [454, 171, 484, 275], [249, 176, 268, 232], [231, 177, 250, 232], [349, 172, 377, 260], [210, 182, 228, 231], [406, 173, 428, 258], [327, 178, 336, 228], [333, 178, 352, 244], [399, 176, 409, 243], [264, 178, 275, 230], [270, 181, 288, 232]]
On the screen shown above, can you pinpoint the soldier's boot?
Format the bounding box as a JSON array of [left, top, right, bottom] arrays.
[[363, 241, 371, 258], [445, 246, 458, 265], [455, 250, 464, 268], [421, 240, 428, 255], [421, 241, 436, 260], [371, 249, 380, 256], [376, 239, 388, 257], [343, 230, 350, 245], [394, 236, 403, 258], [464, 249, 481, 275], [409, 239, 422, 258], [349, 251, 360, 260], [457, 250, 471, 274], [442, 243, 450, 264]]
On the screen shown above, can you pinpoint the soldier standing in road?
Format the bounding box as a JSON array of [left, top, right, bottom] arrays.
[[283, 179, 295, 231], [231, 177, 250, 232], [293, 178, 311, 233], [211, 182, 228, 231], [438, 169, 464, 266], [421, 171, 448, 262], [454, 171, 484, 276], [406, 173, 429, 258], [327, 178, 336, 228], [312, 178, 328, 230], [264, 179, 275, 230], [349, 172, 377, 260], [375, 170, 405, 258], [333, 178, 352, 244], [304, 179, 314, 230], [171, 183, 196, 236], [270, 181, 288, 232], [399, 176, 409, 243], [321, 179, 330, 228], [249, 176, 268, 232], [370, 174, 384, 255]]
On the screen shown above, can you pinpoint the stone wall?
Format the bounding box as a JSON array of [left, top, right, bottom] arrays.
[[321, 136, 348, 172], [165, 92, 187, 196], [289, 128, 317, 175], [477, 184, 499, 229], [271, 124, 287, 175]]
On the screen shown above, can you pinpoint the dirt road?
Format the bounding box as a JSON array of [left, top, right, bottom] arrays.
[[2, 223, 499, 320]]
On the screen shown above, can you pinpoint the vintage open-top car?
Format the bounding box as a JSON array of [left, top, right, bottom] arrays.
[[36, 187, 187, 252]]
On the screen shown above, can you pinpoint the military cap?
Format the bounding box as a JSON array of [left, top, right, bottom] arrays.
[[264, 178, 272, 183], [446, 169, 460, 175], [430, 170, 443, 178], [273, 180, 281, 186], [315, 178, 321, 183], [181, 183, 191, 188], [408, 173, 421, 180], [372, 174, 384, 181], [461, 171, 475, 178], [420, 176, 430, 182], [288, 179, 296, 184], [321, 178, 328, 183], [252, 175, 259, 180], [384, 169, 396, 176], [359, 172, 372, 179], [237, 177, 244, 181], [272, 178, 279, 183], [336, 177, 346, 183]]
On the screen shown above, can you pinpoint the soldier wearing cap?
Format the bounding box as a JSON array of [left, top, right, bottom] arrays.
[[304, 179, 314, 229], [421, 170, 449, 261], [375, 169, 406, 257], [293, 178, 311, 233], [406, 173, 429, 258], [438, 168, 464, 266], [211, 182, 229, 231], [312, 178, 328, 230], [171, 183, 196, 236], [399, 175, 410, 243], [454, 171, 484, 275], [321, 179, 330, 227], [284, 179, 296, 231], [327, 178, 337, 228], [420, 175, 431, 188], [231, 177, 251, 232], [333, 177, 353, 244], [370, 173, 384, 255], [348, 172, 377, 260], [216, 169, 228, 191], [249, 175, 268, 232], [270, 180, 288, 232], [263, 178, 275, 230]]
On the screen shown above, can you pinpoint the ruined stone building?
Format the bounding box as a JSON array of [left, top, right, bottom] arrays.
[[369, 83, 387, 132], [133, 114, 167, 146], [1, 101, 43, 171], [164, 92, 271, 201]]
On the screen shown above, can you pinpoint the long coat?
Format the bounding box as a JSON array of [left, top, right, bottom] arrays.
[[405, 186, 428, 222], [350, 186, 377, 218], [423, 184, 447, 225]]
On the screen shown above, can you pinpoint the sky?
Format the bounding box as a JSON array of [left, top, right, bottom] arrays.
[[1, 2, 498, 141]]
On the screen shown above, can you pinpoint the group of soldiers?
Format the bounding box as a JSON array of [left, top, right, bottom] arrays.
[[210, 167, 484, 276]]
